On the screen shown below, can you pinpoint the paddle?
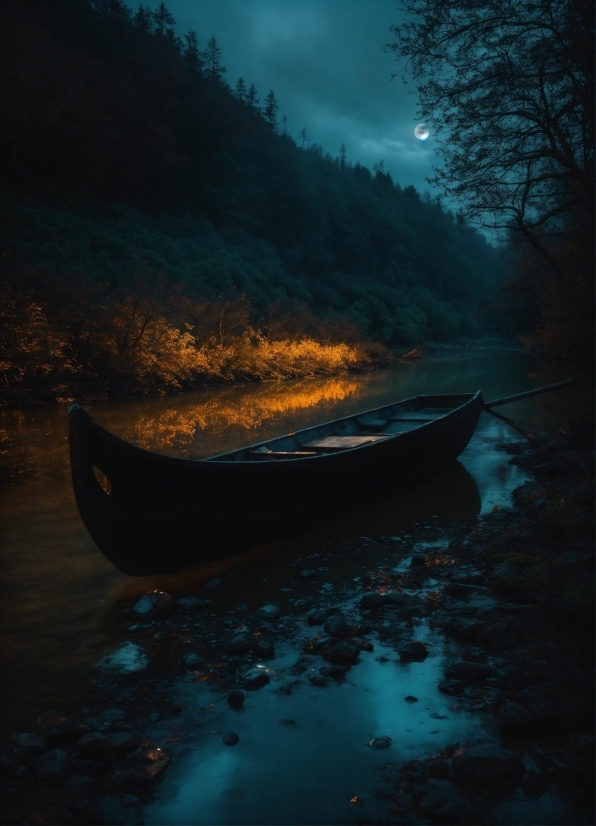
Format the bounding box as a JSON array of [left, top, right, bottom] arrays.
[[482, 378, 573, 439]]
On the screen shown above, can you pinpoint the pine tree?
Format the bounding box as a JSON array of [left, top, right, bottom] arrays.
[[152, 2, 175, 38], [263, 90, 279, 130], [339, 144, 347, 170], [202, 35, 226, 85], [235, 77, 247, 102], [246, 83, 259, 107], [133, 4, 153, 35], [183, 30, 203, 74], [298, 128, 309, 148]]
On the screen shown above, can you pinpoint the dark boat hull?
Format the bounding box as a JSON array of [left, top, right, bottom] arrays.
[[69, 393, 484, 575]]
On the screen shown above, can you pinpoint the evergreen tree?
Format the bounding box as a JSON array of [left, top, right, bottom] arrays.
[[152, 2, 175, 38], [235, 77, 247, 102], [263, 90, 279, 130], [246, 83, 259, 107], [202, 35, 226, 85], [299, 128, 309, 148], [133, 4, 153, 35], [339, 144, 347, 170], [183, 30, 203, 74]]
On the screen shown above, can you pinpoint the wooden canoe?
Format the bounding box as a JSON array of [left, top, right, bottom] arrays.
[[68, 392, 484, 575]]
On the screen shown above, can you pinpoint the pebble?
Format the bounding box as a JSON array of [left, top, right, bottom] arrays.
[[35, 748, 70, 779], [368, 736, 392, 749], [9, 733, 46, 758], [227, 689, 246, 709], [177, 597, 208, 611], [404, 695, 419, 703], [323, 613, 349, 639], [300, 569, 317, 580], [256, 604, 280, 621], [254, 640, 275, 659], [400, 640, 428, 662], [179, 653, 203, 669], [439, 679, 465, 696], [224, 634, 253, 655], [242, 667, 270, 690], [322, 640, 359, 665], [222, 732, 239, 746]]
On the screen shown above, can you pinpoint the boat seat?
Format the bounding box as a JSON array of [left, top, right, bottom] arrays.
[[387, 415, 437, 422], [302, 435, 388, 451], [250, 449, 318, 460], [356, 416, 388, 431]]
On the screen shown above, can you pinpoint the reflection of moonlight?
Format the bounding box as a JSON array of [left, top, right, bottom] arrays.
[[414, 123, 430, 140]]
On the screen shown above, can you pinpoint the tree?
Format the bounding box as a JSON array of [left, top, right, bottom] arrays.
[[246, 83, 259, 107], [339, 144, 347, 170], [133, 4, 153, 35], [263, 90, 279, 129], [183, 30, 203, 74], [235, 77, 247, 101], [298, 127, 309, 148], [202, 35, 226, 85], [387, 0, 594, 274], [152, 2, 175, 38]]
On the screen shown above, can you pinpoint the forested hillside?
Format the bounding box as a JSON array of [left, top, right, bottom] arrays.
[[0, 0, 510, 400]]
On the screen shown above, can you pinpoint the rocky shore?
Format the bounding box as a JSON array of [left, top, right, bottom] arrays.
[[1, 428, 593, 825]]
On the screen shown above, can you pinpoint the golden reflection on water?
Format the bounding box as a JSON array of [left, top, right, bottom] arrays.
[[120, 376, 360, 452]]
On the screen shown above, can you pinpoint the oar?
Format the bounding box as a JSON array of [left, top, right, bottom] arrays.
[[482, 378, 573, 439]]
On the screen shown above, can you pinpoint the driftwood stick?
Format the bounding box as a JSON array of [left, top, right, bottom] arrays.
[[483, 407, 532, 440], [483, 378, 573, 409]]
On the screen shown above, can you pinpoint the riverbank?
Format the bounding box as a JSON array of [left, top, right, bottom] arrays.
[[1, 420, 593, 825]]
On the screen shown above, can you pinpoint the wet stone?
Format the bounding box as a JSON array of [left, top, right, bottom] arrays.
[[410, 554, 428, 568], [400, 640, 428, 662], [224, 634, 253, 655], [9, 733, 46, 758], [359, 592, 387, 611], [404, 695, 419, 703], [242, 667, 270, 690], [64, 775, 93, 793], [33, 712, 79, 745], [77, 732, 111, 756], [498, 701, 533, 731], [444, 661, 494, 682], [319, 665, 349, 680], [322, 640, 359, 665], [414, 778, 465, 820], [300, 569, 317, 580], [35, 748, 70, 779], [227, 689, 246, 708], [439, 679, 465, 696], [254, 640, 275, 659], [368, 736, 392, 749], [116, 748, 171, 786], [133, 595, 153, 615], [222, 732, 239, 746], [307, 609, 328, 626], [256, 604, 280, 621], [451, 745, 526, 786], [177, 597, 208, 612], [323, 613, 349, 639], [309, 674, 328, 687], [179, 653, 203, 669]]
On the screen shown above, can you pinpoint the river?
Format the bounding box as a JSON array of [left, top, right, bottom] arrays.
[[0, 347, 576, 824]]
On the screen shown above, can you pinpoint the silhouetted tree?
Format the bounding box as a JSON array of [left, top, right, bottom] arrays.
[[133, 4, 153, 35], [183, 30, 203, 74], [152, 2, 175, 38], [339, 144, 347, 170], [299, 128, 309, 148], [202, 35, 226, 85], [246, 83, 259, 107], [263, 90, 279, 129], [235, 77, 247, 101]]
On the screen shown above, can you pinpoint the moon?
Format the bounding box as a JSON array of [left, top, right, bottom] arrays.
[[414, 123, 430, 140]]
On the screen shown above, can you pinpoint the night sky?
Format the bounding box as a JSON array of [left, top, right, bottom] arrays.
[[137, 0, 435, 193]]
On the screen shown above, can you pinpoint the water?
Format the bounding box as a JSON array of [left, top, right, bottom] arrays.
[[0, 348, 576, 822]]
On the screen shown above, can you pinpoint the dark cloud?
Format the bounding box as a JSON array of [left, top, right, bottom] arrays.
[[140, 0, 436, 192]]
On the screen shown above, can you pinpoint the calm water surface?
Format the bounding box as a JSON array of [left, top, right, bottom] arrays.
[[0, 349, 576, 824]]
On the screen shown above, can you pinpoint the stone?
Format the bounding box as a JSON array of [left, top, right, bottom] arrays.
[[309, 674, 328, 687], [404, 696, 418, 703], [367, 736, 392, 749], [439, 679, 465, 696], [77, 732, 111, 756], [33, 712, 79, 745], [64, 775, 93, 793], [224, 634, 253, 655], [414, 778, 464, 819], [451, 745, 525, 787], [222, 732, 239, 746], [242, 667, 270, 690], [307, 609, 328, 626], [359, 592, 387, 611], [149, 590, 175, 612], [107, 733, 138, 756], [319, 665, 349, 680], [256, 604, 280, 621], [35, 748, 70, 779], [177, 597, 208, 611], [410, 554, 427, 568], [400, 641, 428, 662], [204, 576, 229, 593], [515, 683, 561, 724], [253, 640, 275, 659], [444, 661, 493, 682], [95, 642, 148, 674], [322, 640, 359, 665], [132, 595, 154, 614], [9, 733, 46, 758], [498, 701, 533, 731], [227, 689, 246, 708], [179, 653, 203, 669], [323, 613, 349, 639], [488, 563, 519, 589], [117, 748, 170, 785], [300, 569, 317, 580], [446, 617, 488, 642]]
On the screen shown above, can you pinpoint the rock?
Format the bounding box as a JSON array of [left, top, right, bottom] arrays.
[[32, 712, 79, 745], [149, 590, 175, 612], [222, 732, 239, 746], [322, 640, 359, 665], [95, 642, 148, 674], [64, 774, 93, 793], [309, 674, 328, 687], [242, 667, 270, 690], [77, 732, 111, 756], [224, 634, 254, 655], [300, 569, 317, 580], [404, 695, 418, 703], [447, 617, 488, 642], [515, 683, 561, 724], [307, 635, 334, 653], [444, 661, 494, 682], [71, 799, 105, 824], [227, 689, 246, 709], [367, 736, 392, 749], [204, 576, 230, 593], [307, 609, 328, 626], [9, 733, 46, 758], [414, 778, 464, 820], [177, 597, 208, 611], [451, 745, 525, 787], [410, 554, 427, 568], [253, 640, 275, 659], [488, 563, 519, 589], [35, 748, 70, 779], [400, 640, 428, 662], [117, 748, 170, 785], [359, 593, 387, 611], [439, 679, 465, 696], [319, 665, 349, 680], [107, 733, 138, 756], [179, 653, 203, 669], [498, 701, 533, 731], [352, 638, 374, 652], [256, 604, 280, 621], [132, 595, 154, 614], [323, 613, 349, 639]]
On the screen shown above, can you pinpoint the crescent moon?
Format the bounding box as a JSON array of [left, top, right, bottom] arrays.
[[414, 123, 430, 140]]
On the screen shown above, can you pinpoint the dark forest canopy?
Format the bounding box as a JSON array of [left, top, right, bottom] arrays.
[[0, 0, 516, 397]]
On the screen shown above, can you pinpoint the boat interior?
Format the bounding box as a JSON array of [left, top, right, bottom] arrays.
[[206, 394, 475, 462]]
